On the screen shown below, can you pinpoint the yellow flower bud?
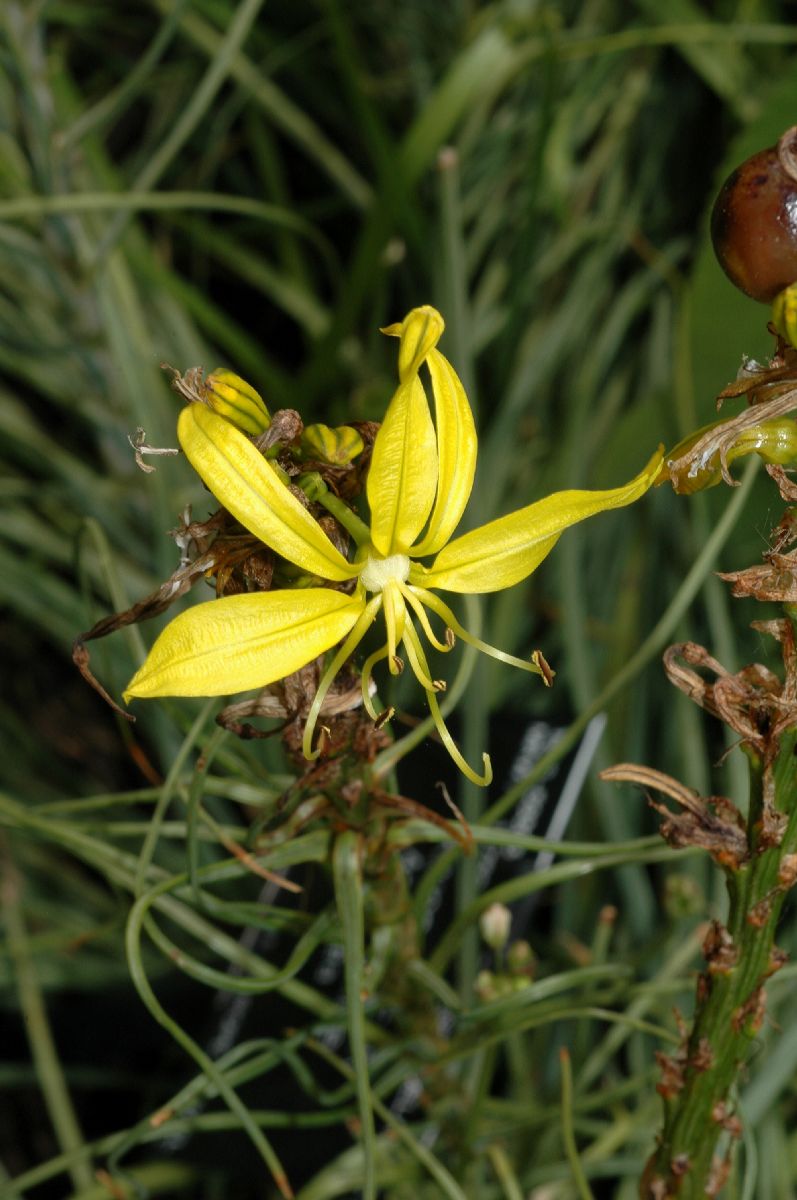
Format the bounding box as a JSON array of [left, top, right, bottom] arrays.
[[300, 423, 364, 466], [381, 305, 445, 382], [657, 415, 797, 493], [205, 368, 270, 436], [772, 283, 797, 348]]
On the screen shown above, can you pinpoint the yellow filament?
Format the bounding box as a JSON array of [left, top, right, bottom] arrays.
[[360, 643, 391, 719], [397, 580, 452, 652], [408, 585, 543, 675], [403, 622, 492, 786], [302, 595, 382, 760], [401, 618, 441, 692], [382, 582, 406, 675]]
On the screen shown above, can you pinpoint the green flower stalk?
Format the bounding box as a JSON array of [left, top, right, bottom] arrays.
[[125, 305, 662, 784]]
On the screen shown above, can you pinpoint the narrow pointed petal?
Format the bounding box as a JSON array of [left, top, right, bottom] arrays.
[[124, 589, 363, 699], [367, 375, 438, 556], [415, 449, 664, 594], [179, 405, 354, 582], [381, 305, 445, 383], [410, 348, 477, 557]]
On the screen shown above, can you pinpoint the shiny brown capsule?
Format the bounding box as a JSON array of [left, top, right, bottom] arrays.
[[711, 126, 797, 302]]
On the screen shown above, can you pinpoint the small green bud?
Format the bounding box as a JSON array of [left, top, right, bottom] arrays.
[[475, 970, 498, 1002], [300, 423, 365, 466], [297, 471, 327, 503], [506, 939, 535, 977], [663, 874, 705, 920]]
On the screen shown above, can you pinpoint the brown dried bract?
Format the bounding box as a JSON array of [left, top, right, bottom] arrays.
[[689, 1037, 715, 1073], [711, 1101, 743, 1137], [746, 896, 774, 928], [719, 552, 797, 603], [253, 408, 303, 455], [670, 1153, 690, 1178], [599, 764, 748, 868], [216, 660, 368, 739], [706, 1155, 732, 1197], [655, 1049, 686, 1099], [732, 986, 766, 1034], [703, 920, 738, 974], [766, 463, 797, 502]]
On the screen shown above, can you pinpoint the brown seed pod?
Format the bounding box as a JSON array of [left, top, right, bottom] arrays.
[[711, 126, 797, 302]]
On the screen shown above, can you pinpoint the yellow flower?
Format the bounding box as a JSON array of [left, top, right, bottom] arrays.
[[125, 306, 662, 784]]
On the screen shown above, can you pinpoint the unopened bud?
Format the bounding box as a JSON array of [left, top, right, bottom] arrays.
[[475, 969, 498, 1001], [205, 368, 270, 435], [300, 423, 364, 465], [506, 939, 535, 976], [480, 902, 511, 951], [773, 282, 797, 347], [381, 305, 445, 383]]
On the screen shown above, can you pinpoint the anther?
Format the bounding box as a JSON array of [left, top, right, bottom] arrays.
[[374, 707, 395, 730]]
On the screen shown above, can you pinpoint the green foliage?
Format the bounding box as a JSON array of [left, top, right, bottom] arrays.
[[4, 1, 797, 1196]]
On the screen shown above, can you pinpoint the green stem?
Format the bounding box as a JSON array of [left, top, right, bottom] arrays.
[[642, 729, 797, 1197], [299, 472, 372, 545], [2, 862, 93, 1193], [332, 831, 377, 1200]]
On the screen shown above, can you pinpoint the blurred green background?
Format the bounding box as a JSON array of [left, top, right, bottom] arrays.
[[4, 2, 797, 1197]]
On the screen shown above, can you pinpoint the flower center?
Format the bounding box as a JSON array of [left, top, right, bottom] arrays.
[[360, 552, 411, 593]]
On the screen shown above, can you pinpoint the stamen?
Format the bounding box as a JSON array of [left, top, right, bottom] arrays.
[[532, 649, 555, 687], [382, 582, 406, 668], [303, 595, 382, 760], [408, 585, 546, 676], [374, 707, 394, 730], [427, 687, 493, 787], [360, 643, 391, 718], [397, 580, 452, 652], [402, 619, 440, 693]]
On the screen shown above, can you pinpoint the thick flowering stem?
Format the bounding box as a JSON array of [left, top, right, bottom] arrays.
[[640, 728, 797, 1197]]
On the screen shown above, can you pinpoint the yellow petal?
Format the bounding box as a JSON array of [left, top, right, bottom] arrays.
[[179, 405, 354, 582], [410, 347, 477, 557], [381, 305, 445, 383], [415, 448, 664, 594], [124, 589, 364, 699], [366, 375, 438, 556]]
